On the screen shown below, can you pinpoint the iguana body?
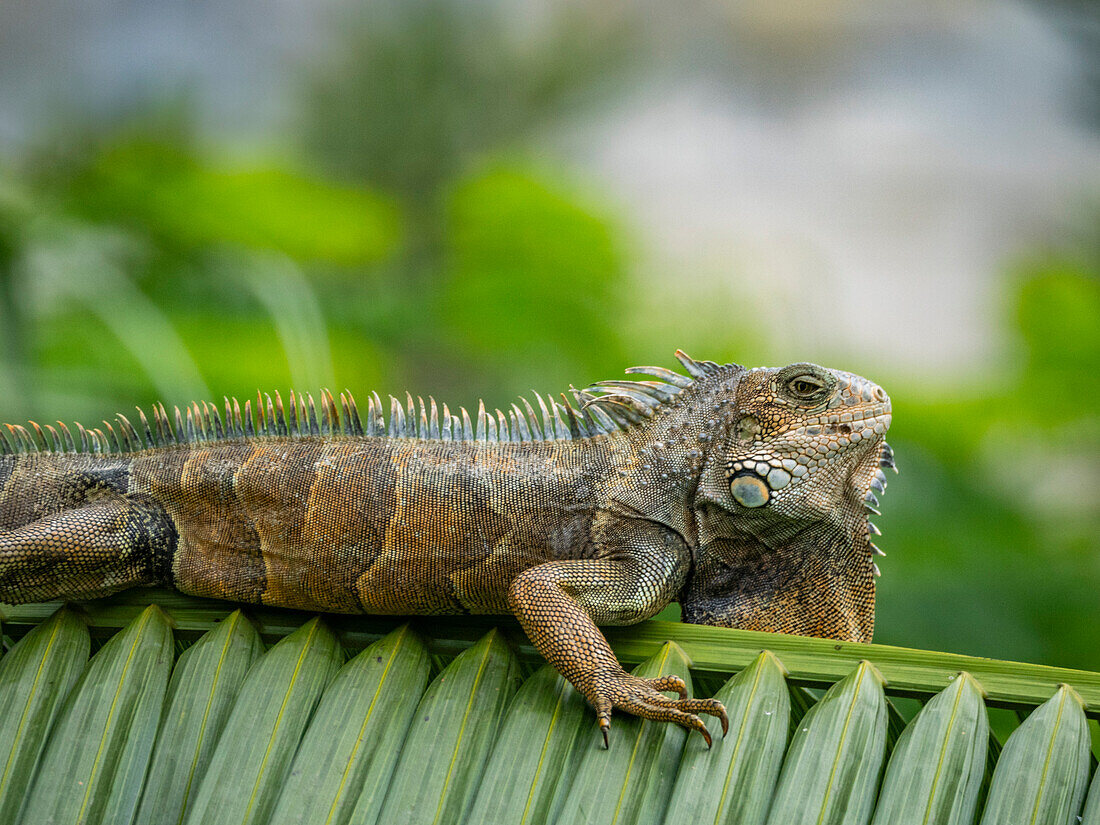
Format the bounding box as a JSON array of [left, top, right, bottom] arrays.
[[0, 352, 893, 745]]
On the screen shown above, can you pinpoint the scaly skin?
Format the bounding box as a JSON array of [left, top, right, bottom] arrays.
[[0, 351, 893, 746]]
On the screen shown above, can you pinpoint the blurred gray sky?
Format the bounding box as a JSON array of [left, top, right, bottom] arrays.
[[566, 2, 1100, 379], [1, 0, 1096, 382]]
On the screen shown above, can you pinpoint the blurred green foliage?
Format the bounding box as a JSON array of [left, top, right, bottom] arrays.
[[69, 141, 401, 265], [439, 167, 628, 393], [874, 262, 1099, 669], [0, 1, 1095, 674]]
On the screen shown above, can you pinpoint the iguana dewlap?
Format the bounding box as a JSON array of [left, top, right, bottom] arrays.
[[0, 351, 893, 746]]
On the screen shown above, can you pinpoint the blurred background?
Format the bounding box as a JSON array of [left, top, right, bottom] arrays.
[[0, 0, 1096, 669]]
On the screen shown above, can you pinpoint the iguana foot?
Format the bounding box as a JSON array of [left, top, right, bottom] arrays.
[[592, 672, 729, 748]]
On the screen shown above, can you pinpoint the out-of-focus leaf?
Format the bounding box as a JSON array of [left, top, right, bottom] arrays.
[[134, 610, 263, 825], [978, 684, 1091, 825], [440, 166, 627, 395], [182, 616, 342, 825], [73, 141, 400, 265], [552, 641, 695, 825], [1081, 763, 1100, 825], [663, 649, 790, 825], [465, 664, 591, 825], [269, 624, 430, 825], [765, 661, 887, 825], [368, 627, 521, 825], [871, 671, 988, 825], [0, 606, 89, 824], [1014, 266, 1100, 408], [18, 604, 173, 825]]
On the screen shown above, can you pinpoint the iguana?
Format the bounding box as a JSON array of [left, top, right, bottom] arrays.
[[0, 351, 893, 746]]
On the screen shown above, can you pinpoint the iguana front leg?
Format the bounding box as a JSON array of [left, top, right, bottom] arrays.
[[508, 552, 728, 747]]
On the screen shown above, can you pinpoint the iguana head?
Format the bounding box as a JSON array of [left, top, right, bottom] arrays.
[[718, 362, 892, 513], [585, 351, 893, 641], [680, 359, 893, 642]]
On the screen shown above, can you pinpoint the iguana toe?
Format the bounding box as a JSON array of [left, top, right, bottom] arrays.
[[647, 674, 689, 698], [590, 672, 727, 748]]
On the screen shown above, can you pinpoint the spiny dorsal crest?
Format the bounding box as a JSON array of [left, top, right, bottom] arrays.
[[0, 351, 732, 454]]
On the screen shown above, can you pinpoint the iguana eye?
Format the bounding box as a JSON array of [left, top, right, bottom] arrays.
[[775, 363, 835, 405], [787, 375, 825, 400]]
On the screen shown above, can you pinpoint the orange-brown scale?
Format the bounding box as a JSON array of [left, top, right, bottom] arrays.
[[113, 434, 629, 616], [131, 445, 265, 605]]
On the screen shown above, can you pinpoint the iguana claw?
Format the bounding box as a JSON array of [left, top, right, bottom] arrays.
[[591, 672, 728, 749]]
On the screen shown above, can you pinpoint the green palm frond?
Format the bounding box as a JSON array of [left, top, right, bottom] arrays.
[[2, 590, 1098, 825]]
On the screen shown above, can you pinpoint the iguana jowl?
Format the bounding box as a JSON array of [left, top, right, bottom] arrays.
[[0, 351, 893, 746]]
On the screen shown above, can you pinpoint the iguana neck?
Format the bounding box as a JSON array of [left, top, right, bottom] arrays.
[[683, 433, 881, 641], [600, 374, 740, 544]]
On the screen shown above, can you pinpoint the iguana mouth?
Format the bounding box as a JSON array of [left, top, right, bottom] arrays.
[[726, 405, 893, 505], [793, 403, 892, 445]]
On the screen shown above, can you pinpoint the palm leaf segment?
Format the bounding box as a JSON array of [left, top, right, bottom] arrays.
[[1, 591, 1098, 825]]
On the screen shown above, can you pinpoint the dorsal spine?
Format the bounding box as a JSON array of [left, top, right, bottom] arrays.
[[0, 350, 736, 455]]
